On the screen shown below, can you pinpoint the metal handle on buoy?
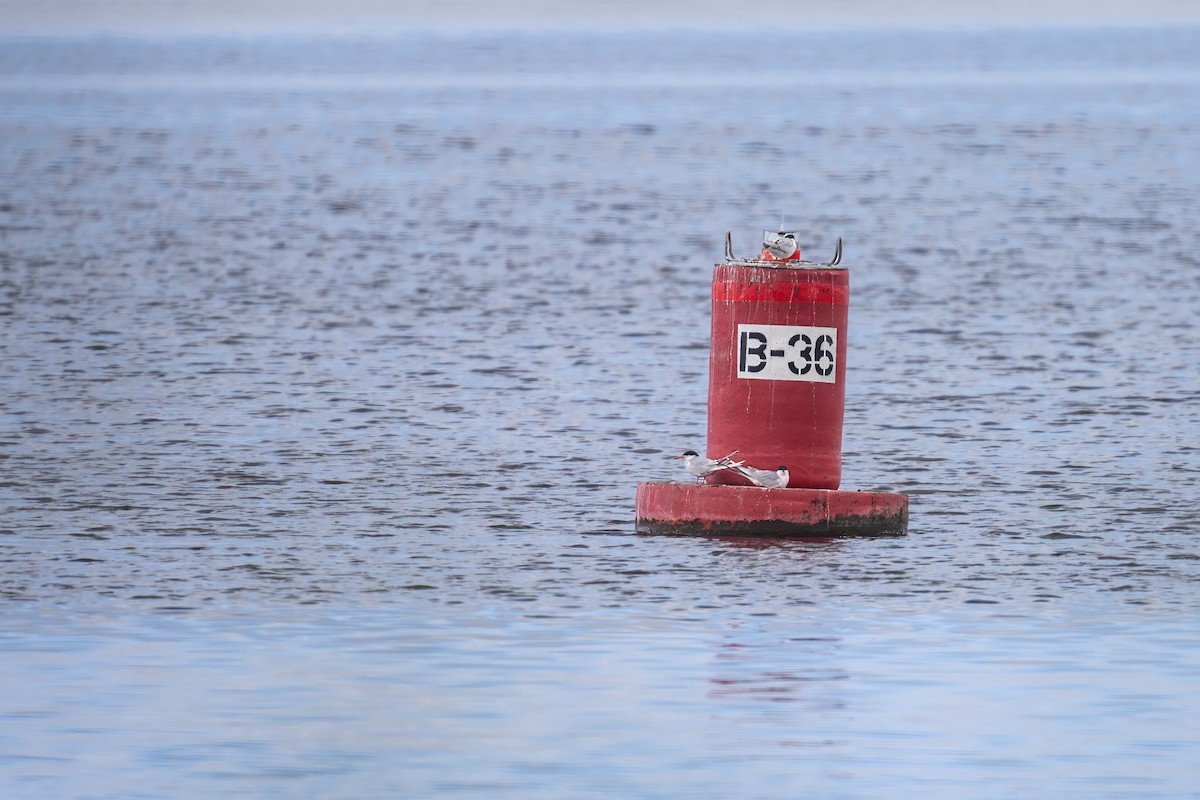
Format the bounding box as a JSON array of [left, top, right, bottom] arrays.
[[826, 237, 842, 267]]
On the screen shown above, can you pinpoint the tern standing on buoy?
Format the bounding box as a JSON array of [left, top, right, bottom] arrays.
[[675, 450, 743, 484]]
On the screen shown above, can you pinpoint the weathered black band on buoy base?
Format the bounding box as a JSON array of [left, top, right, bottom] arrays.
[[635, 482, 908, 538]]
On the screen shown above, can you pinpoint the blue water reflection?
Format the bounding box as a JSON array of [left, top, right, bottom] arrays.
[[3, 603, 1198, 796]]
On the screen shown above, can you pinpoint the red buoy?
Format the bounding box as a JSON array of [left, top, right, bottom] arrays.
[[636, 231, 908, 538]]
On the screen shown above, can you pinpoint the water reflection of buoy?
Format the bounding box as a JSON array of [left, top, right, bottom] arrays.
[[636, 229, 908, 538]]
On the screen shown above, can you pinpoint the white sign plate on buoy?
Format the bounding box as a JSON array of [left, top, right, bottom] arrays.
[[736, 324, 838, 383]]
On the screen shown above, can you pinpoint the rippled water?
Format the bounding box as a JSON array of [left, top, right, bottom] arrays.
[[2, 27, 1199, 797]]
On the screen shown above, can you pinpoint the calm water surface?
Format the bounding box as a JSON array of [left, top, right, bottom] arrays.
[[1, 27, 1199, 797]]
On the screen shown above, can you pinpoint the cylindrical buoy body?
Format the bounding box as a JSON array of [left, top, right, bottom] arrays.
[[706, 264, 848, 490]]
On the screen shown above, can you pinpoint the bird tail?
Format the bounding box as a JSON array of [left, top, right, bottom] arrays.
[[715, 450, 740, 466], [726, 463, 752, 481]]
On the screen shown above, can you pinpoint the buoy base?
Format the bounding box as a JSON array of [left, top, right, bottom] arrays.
[[635, 482, 908, 538]]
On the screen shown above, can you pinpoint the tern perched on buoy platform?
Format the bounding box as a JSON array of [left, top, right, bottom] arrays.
[[730, 464, 790, 489], [636, 225, 909, 538], [676, 450, 744, 484]]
